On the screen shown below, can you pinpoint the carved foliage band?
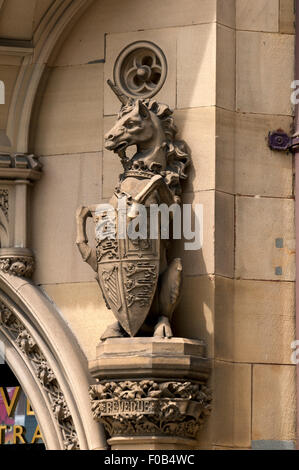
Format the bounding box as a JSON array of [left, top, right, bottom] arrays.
[[0, 189, 8, 221], [0, 295, 79, 450], [89, 380, 212, 440], [0, 256, 34, 278]]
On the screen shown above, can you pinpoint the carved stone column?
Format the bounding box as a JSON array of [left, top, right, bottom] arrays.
[[89, 337, 211, 450], [0, 153, 42, 277]]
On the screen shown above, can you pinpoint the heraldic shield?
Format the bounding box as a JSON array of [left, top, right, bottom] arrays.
[[95, 209, 160, 337]]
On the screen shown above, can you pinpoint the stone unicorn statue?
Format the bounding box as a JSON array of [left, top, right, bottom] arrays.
[[76, 80, 190, 340]]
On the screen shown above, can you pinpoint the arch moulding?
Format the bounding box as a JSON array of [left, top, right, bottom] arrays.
[[0, 271, 107, 450]]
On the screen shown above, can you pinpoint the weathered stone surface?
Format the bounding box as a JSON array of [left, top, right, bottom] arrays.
[[33, 64, 103, 156], [216, 25, 235, 111], [102, 116, 126, 199], [215, 279, 295, 364], [173, 275, 215, 358], [94, 0, 217, 35], [235, 113, 293, 197], [55, 0, 219, 67], [43, 281, 114, 362], [107, 0, 217, 31], [32, 0, 54, 32], [96, 336, 206, 357], [215, 191, 234, 278], [174, 107, 216, 193], [174, 190, 232, 278], [214, 276, 234, 361], [89, 337, 210, 381], [215, 108, 235, 194], [175, 275, 293, 367], [103, 0, 217, 35], [236, 31, 294, 115], [0, 0, 37, 40], [108, 436, 198, 450], [0, 54, 22, 67], [177, 24, 216, 109], [252, 365, 296, 441], [280, 0, 295, 34], [235, 196, 295, 281], [173, 190, 214, 276], [31, 152, 102, 285], [217, 0, 236, 29], [235, 280, 295, 364], [0, 65, 19, 130], [53, 6, 106, 67], [236, 0, 279, 32], [212, 361, 252, 448]]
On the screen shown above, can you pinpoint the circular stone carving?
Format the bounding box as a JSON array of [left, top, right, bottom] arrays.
[[113, 41, 167, 99]]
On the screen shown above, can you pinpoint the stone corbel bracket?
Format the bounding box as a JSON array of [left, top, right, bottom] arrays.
[[89, 337, 212, 450], [0, 153, 42, 278]]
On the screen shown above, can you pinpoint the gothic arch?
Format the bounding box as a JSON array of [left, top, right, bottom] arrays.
[[6, 0, 94, 153], [0, 270, 107, 450]]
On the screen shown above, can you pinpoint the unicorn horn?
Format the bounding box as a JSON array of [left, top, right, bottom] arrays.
[[107, 79, 129, 106]]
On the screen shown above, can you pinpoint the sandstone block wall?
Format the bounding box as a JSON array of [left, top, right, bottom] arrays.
[[26, 0, 296, 449]]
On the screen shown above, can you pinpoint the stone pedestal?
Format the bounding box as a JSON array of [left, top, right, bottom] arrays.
[[89, 337, 211, 451]]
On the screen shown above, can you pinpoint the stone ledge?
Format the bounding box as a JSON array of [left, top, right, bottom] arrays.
[[89, 337, 210, 381], [96, 336, 206, 356], [108, 435, 198, 450], [0, 153, 42, 181]]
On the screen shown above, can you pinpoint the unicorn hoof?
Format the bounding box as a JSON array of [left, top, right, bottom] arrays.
[[154, 316, 173, 338]]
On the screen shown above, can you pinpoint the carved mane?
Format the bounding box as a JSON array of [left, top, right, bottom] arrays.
[[119, 98, 190, 202]]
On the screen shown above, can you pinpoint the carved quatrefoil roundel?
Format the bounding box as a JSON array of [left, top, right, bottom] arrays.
[[113, 41, 167, 99]]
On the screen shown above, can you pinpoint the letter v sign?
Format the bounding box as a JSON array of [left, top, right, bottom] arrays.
[[0, 387, 21, 417]]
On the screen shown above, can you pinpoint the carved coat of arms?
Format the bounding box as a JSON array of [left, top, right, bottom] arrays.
[[96, 212, 160, 337], [76, 81, 190, 340]]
